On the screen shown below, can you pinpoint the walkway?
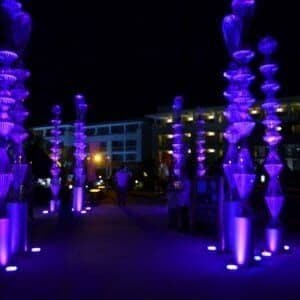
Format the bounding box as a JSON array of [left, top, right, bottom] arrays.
[[1, 204, 300, 299]]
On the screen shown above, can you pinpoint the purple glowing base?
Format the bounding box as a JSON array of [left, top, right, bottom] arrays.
[[266, 227, 282, 253], [233, 216, 253, 266], [7, 202, 28, 255], [0, 217, 11, 266], [50, 200, 61, 213], [72, 187, 84, 213]]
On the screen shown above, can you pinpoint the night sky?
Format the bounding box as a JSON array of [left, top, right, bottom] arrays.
[[23, 1, 300, 126]]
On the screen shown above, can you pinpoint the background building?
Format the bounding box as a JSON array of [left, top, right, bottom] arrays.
[[32, 119, 152, 181], [32, 96, 300, 185], [146, 97, 300, 174]]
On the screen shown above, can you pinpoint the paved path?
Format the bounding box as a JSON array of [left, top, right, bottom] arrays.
[[1, 204, 300, 300]]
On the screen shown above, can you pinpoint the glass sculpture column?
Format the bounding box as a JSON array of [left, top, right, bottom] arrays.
[[172, 96, 185, 179], [258, 37, 284, 253], [8, 67, 30, 255], [0, 0, 32, 263], [0, 50, 18, 266], [195, 108, 206, 178], [222, 0, 256, 266], [49, 105, 62, 213], [72, 94, 87, 213]]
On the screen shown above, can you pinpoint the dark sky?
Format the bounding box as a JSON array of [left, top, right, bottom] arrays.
[[23, 1, 300, 126]]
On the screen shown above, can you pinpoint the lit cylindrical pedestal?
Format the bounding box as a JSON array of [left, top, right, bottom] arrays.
[[7, 202, 28, 255], [50, 200, 60, 213], [233, 216, 252, 266], [223, 201, 240, 252], [72, 187, 84, 212], [0, 217, 11, 266], [266, 226, 282, 253]]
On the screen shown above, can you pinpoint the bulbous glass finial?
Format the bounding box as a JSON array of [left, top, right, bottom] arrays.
[[223, 14, 242, 54], [232, 0, 255, 18], [258, 36, 278, 56]]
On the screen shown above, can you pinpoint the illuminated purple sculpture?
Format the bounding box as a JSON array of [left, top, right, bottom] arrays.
[[10, 68, 30, 198], [259, 37, 284, 253], [172, 96, 185, 178], [1, 0, 32, 259], [195, 108, 206, 178], [49, 105, 62, 213], [72, 94, 88, 212], [222, 0, 256, 266], [0, 50, 18, 266]]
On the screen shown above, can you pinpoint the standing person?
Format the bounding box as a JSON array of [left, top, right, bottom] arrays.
[[166, 178, 177, 229], [58, 167, 73, 227], [24, 164, 35, 221], [114, 165, 130, 206], [176, 173, 192, 232]]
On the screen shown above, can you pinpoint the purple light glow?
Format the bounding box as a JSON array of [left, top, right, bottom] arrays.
[[42, 210, 49, 215], [234, 217, 252, 266], [266, 227, 282, 253], [0, 218, 10, 266]]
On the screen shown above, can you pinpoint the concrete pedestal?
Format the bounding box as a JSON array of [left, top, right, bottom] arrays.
[[266, 227, 282, 253], [0, 217, 11, 266], [72, 187, 84, 212], [7, 202, 28, 255], [233, 216, 252, 266]]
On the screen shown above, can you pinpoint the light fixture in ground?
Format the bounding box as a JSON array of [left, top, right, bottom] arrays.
[[261, 251, 272, 257], [5, 266, 18, 272], [226, 264, 238, 271], [254, 256, 262, 261], [31, 247, 41, 253], [207, 246, 217, 252]]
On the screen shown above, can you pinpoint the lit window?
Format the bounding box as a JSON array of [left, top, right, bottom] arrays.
[[251, 109, 259, 115], [276, 107, 284, 113], [185, 133, 192, 138], [166, 118, 173, 123], [187, 116, 194, 122], [276, 126, 282, 131], [167, 150, 173, 154], [207, 131, 216, 137], [207, 148, 216, 153], [207, 114, 215, 120], [167, 134, 173, 139]]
